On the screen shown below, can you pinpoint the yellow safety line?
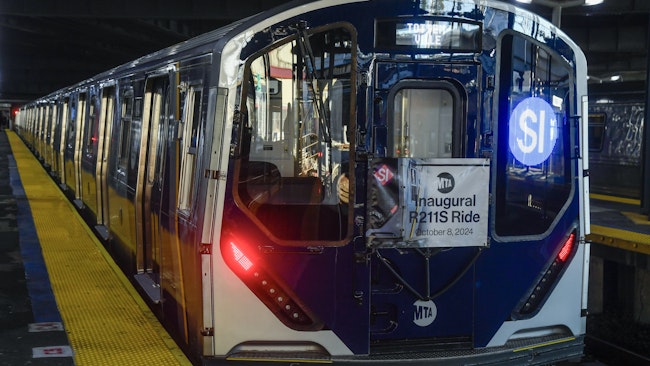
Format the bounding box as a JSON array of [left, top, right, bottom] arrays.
[[512, 337, 576, 353], [588, 225, 650, 256], [8, 131, 191, 366], [590, 193, 640, 206]]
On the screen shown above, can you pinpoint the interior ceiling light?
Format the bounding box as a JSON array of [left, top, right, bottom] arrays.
[[584, 0, 604, 5], [516, 0, 533, 3]]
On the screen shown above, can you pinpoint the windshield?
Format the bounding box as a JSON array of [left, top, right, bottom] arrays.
[[235, 24, 355, 244]]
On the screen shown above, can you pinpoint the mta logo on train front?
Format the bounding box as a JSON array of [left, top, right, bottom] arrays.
[[413, 300, 437, 327], [509, 97, 558, 166]]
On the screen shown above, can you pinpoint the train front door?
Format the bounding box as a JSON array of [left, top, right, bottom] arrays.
[[367, 61, 484, 348], [134, 75, 171, 303]]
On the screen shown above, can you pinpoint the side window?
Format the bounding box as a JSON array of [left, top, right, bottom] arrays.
[[236, 24, 355, 243], [495, 33, 573, 236], [66, 98, 77, 149], [178, 86, 202, 212], [47, 103, 55, 144], [588, 113, 606, 152], [85, 94, 99, 156], [98, 86, 116, 168], [145, 78, 170, 185], [76, 93, 87, 151], [61, 98, 70, 149], [118, 88, 134, 171]]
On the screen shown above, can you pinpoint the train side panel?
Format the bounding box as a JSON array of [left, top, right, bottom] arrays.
[[589, 100, 644, 198]]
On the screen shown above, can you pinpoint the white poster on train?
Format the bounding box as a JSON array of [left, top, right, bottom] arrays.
[[401, 158, 489, 248]]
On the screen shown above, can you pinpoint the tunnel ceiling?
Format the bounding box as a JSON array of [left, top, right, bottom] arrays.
[[0, 0, 647, 102]]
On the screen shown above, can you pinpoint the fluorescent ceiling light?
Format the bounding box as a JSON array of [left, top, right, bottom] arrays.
[[585, 0, 604, 5]]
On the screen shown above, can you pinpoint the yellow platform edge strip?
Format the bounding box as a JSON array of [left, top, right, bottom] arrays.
[[588, 224, 650, 256], [590, 193, 641, 206], [8, 131, 191, 366]]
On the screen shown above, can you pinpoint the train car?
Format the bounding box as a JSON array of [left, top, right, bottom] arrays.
[[16, 0, 591, 364], [588, 94, 644, 199]]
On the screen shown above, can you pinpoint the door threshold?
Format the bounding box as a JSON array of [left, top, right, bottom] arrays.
[[134, 273, 161, 304]]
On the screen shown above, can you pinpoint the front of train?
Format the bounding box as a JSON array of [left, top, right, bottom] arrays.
[[211, 0, 590, 364]]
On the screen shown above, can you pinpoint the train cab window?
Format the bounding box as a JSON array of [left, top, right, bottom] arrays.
[[178, 86, 202, 212], [117, 88, 134, 171], [588, 113, 606, 152], [235, 25, 355, 244], [389, 84, 461, 158], [495, 33, 573, 237]]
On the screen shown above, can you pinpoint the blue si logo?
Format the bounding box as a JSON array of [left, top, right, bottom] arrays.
[[508, 97, 558, 166]]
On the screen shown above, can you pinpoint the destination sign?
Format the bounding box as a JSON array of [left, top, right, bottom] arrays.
[[376, 18, 481, 52]]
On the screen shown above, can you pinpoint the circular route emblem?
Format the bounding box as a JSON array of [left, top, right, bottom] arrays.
[[508, 97, 558, 166]]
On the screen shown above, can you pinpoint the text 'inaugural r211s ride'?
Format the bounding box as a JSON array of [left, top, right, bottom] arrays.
[[16, 0, 591, 364]]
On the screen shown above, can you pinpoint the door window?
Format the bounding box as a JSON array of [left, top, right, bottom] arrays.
[[117, 88, 134, 171], [390, 87, 456, 158]]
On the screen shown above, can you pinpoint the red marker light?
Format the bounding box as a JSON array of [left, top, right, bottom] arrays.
[[557, 233, 575, 262], [230, 242, 253, 271]]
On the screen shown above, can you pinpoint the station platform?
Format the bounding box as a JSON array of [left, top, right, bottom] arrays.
[[588, 194, 650, 255], [0, 129, 190, 365]]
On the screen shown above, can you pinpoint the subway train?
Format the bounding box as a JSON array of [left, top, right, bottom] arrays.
[[15, 0, 591, 364], [588, 94, 644, 199]]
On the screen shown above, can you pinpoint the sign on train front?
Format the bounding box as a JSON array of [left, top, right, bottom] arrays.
[[367, 158, 489, 248], [509, 97, 558, 166]]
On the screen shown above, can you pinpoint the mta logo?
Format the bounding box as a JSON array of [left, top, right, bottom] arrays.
[[413, 300, 437, 327], [436, 172, 454, 194]]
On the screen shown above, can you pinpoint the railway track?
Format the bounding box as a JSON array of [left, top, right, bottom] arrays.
[[584, 334, 650, 366]]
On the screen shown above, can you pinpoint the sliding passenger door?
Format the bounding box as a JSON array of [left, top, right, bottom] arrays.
[[134, 74, 171, 303], [59, 97, 70, 187], [63, 95, 80, 195], [47, 103, 58, 172], [95, 85, 116, 239], [72, 92, 87, 207], [81, 90, 100, 216]]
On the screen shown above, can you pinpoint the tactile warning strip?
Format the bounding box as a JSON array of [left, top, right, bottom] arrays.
[[8, 132, 191, 365]]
